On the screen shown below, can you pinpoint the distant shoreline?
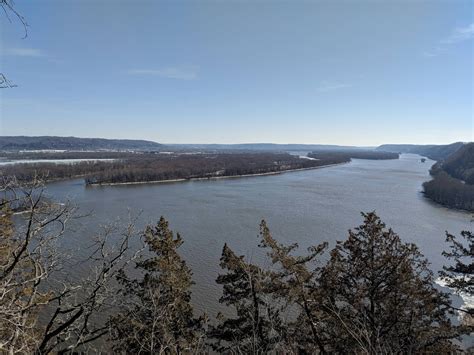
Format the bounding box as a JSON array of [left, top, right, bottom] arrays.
[[87, 162, 348, 187]]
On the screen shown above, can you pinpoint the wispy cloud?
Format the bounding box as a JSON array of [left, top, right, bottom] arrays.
[[317, 81, 352, 93], [4, 47, 46, 57], [422, 46, 447, 58], [440, 23, 474, 44], [424, 23, 473, 57], [127, 67, 198, 80]]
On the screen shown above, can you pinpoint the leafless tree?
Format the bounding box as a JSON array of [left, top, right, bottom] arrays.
[[0, 175, 71, 353], [0, 175, 145, 353], [1, 0, 28, 88], [0, 0, 28, 37], [0, 73, 17, 88]]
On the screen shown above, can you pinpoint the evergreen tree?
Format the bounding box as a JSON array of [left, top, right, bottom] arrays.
[[258, 220, 328, 353], [441, 230, 473, 299], [318, 212, 459, 353], [109, 217, 205, 354], [209, 243, 284, 354], [440, 229, 473, 320]]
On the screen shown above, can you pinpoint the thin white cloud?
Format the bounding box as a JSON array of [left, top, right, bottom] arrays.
[[317, 81, 352, 93], [4, 47, 46, 57], [424, 23, 473, 57], [422, 46, 447, 57], [127, 67, 197, 80], [440, 23, 474, 44]]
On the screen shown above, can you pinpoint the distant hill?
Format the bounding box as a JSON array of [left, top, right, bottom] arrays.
[[168, 143, 370, 152], [0, 136, 162, 151], [376, 142, 464, 161]]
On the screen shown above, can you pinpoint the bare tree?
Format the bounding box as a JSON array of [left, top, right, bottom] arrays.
[[36, 218, 144, 354], [1, 0, 28, 88], [0, 73, 17, 88], [0, 176, 144, 353], [0, 0, 28, 37], [0, 176, 72, 353]]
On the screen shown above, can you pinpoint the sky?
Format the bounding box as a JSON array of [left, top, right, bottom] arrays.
[[0, 0, 472, 146]]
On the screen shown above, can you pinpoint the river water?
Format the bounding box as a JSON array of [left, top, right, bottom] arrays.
[[44, 153, 471, 318]]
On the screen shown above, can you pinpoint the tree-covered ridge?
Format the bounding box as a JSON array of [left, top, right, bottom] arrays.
[[423, 171, 474, 211], [376, 142, 464, 161], [0, 136, 163, 151], [442, 143, 474, 184], [423, 143, 474, 211]]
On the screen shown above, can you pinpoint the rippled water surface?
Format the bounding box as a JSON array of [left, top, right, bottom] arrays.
[[45, 154, 471, 316]]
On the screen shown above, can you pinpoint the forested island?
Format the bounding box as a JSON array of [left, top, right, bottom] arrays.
[[0, 150, 399, 186], [423, 143, 474, 211]]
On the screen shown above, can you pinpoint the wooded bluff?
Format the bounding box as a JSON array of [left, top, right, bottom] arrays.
[[423, 143, 474, 211]]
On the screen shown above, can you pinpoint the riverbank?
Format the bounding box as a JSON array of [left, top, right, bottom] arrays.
[[87, 162, 348, 187]]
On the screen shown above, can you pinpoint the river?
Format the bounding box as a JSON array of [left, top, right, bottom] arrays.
[[43, 153, 471, 318]]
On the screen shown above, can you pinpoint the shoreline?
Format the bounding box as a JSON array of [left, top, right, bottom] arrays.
[[421, 191, 474, 214], [87, 162, 348, 187]]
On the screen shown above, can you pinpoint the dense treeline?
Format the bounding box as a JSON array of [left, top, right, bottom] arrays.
[[308, 150, 399, 161], [0, 152, 354, 185], [0, 160, 123, 182], [423, 143, 474, 211], [1, 181, 472, 353], [423, 171, 474, 211], [85, 153, 352, 185], [1, 151, 138, 160]]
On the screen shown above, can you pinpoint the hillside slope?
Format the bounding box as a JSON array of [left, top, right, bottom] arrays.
[[0, 136, 162, 151], [168, 143, 370, 152], [422, 143, 474, 211], [377, 142, 464, 161], [441, 143, 474, 184]]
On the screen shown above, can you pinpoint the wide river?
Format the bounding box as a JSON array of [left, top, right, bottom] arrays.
[[45, 153, 471, 317]]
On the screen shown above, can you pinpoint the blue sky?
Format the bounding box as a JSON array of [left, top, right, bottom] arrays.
[[0, 0, 472, 145]]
